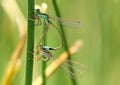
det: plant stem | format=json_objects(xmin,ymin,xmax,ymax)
[
  {"xmin": 52, "ymin": 0, "xmax": 77, "ymax": 85},
  {"xmin": 25, "ymin": 0, "xmax": 34, "ymax": 85},
  {"xmin": 41, "ymin": 21, "xmax": 47, "ymax": 85}
]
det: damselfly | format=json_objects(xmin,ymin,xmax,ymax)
[
  {"xmin": 34, "ymin": 8, "xmax": 81, "ymax": 50},
  {"xmin": 34, "ymin": 8, "xmax": 81, "ymax": 27},
  {"xmin": 35, "ymin": 44, "xmax": 87, "ymax": 80}
]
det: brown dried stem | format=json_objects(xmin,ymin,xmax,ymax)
[{"xmin": 1, "ymin": 0, "xmax": 27, "ymax": 85}]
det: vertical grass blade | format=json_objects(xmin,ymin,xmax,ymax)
[
  {"xmin": 25, "ymin": 0, "xmax": 34, "ymax": 85},
  {"xmin": 41, "ymin": 21, "xmax": 47, "ymax": 85},
  {"xmin": 52, "ymin": 0, "xmax": 77, "ymax": 85}
]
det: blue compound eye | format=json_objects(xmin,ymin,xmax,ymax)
[{"xmin": 43, "ymin": 46, "xmax": 50, "ymax": 50}]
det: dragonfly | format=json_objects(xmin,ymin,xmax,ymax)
[
  {"xmin": 34, "ymin": 8, "xmax": 81, "ymax": 51},
  {"xmin": 35, "ymin": 44, "xmax": 88, "ymax": 80}
]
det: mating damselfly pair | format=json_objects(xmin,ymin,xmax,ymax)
[{"xmin": 32, "ymin": 8, "xmax": 87, "ymax": 80}]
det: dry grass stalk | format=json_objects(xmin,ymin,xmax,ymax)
[{"xmin": 1, "ymin": 0, "xmax": 27, "ymax": 85}]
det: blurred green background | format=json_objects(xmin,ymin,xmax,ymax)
[{"xmin": 0, "ymin": 0, "xmax": 120, "ymax": 85}]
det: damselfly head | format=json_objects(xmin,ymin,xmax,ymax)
[
  {"xmin": 34, "ymin": 9, "xmax": 40, "ymax": 14},
  {"xmin": 36, "ymin": 45, "xmax": 52, "ymax": 61}
]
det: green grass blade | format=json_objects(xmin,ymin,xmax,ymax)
[
  {"xmin": 52, "ymin": 0, "xmax": 77, "ymax": 85},
  {"xmin": 25, "ymin": 0, "xmax": 34, "ymax": 85}
]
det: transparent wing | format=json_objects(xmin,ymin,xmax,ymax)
[
  {"xmin": 36, "ymin": 45, "xmax": 87, "ymax": 79},
  {"xmin": 54, "ymin": 59, "xmax": 88, "ymax": 80},
  {"xmin": 49, "ymin": 16, "xmax": 81, "ymax": 28}
]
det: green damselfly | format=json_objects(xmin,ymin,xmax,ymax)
[
  {"xmin": 34, "ymin": 8, "xmax": 81, "ymax": 50},
  {"xmin": 34, "ymin": 9, "xmax": 81, "ymax": 28},
  {"xmin": 35, "ymin": 44, "xmax": 87, "ymax": 80}
]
